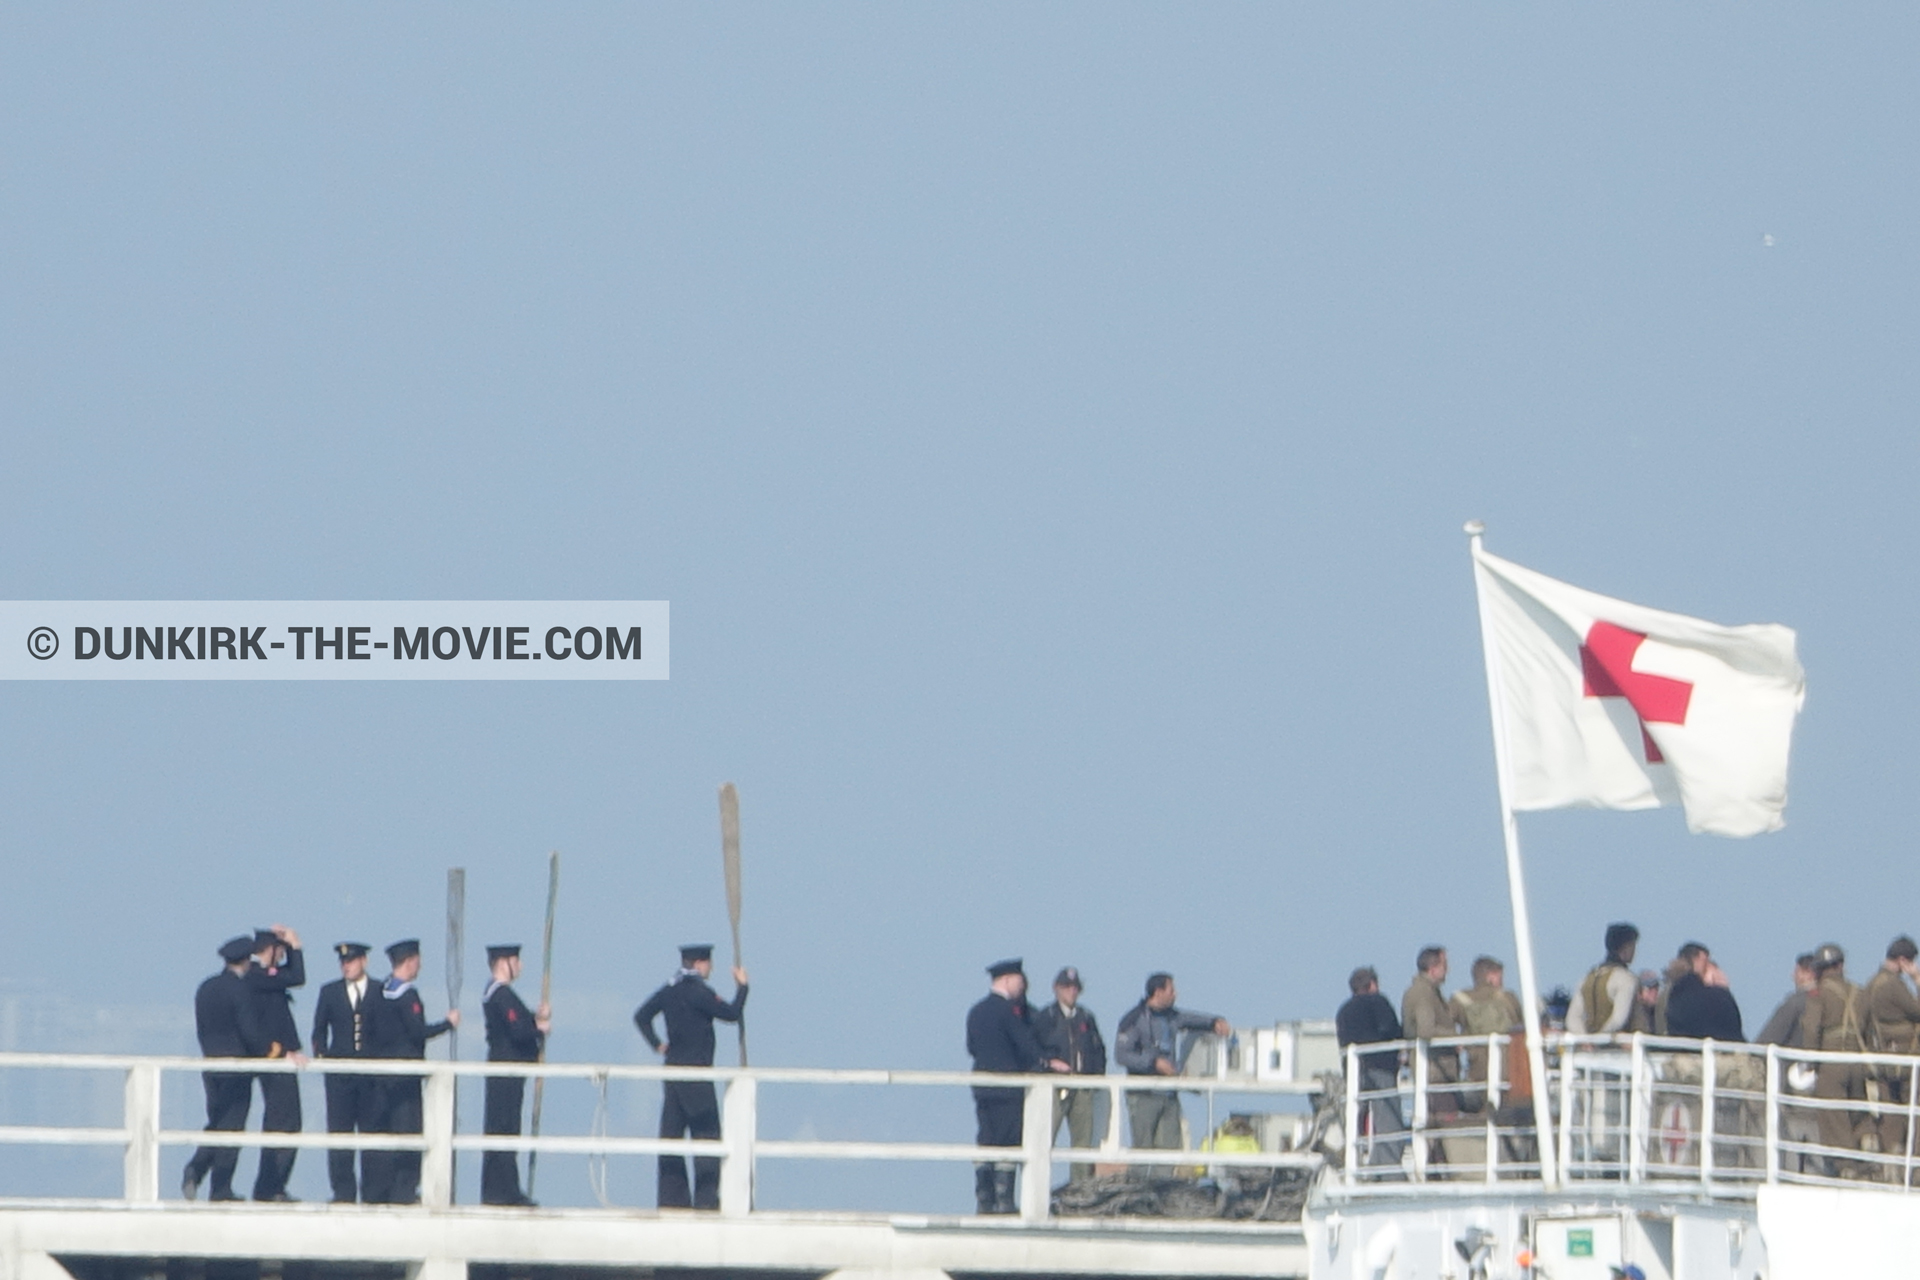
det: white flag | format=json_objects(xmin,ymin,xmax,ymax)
[{"xmin": 1472, "ymin": 544, "xmax": 1806, "ymax": 837}]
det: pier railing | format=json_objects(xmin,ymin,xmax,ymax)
[
  {"xmin": 1336, "ymin": 1031, "xmax": 1920, "ymax": 1197},
  {"xmin": 0, "ymin": 1052, "xmax": 1324, "ymax": 1221}
]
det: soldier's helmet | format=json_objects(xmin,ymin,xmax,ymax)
[{"xmin": 1813, "ymin": 942, "xmax": 1845, "ymax": 970}]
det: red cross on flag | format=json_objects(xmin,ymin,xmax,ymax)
[{"xmin": 1471, "ymin": 543, "xmax": 1806, "ymax": 837}]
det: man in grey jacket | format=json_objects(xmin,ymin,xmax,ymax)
[{"xmin": 1114, "ymin": 973, "xmax": 1228, "ymax": 1171}]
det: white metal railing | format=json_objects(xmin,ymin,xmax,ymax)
[
  {"xmin": 1335, "ymin": 1032, "xmax": 1920, "ymax": 1197},
  {"xmin": 0, "ymin": 1052, "xmax": 1324, "ymax": 1223}
]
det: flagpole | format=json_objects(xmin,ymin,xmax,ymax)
[{"xmin": 1465, "ymin": 520, "xmax": 1560, "ymax": 1189}]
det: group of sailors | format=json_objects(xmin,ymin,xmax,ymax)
[
  {"xmin": 182, "ymin": 929, "xmax": 545, "ymax": 1205},
  {"xmin": 183, "ymin": 929, "xmax": 748, "ymax": 1209}
]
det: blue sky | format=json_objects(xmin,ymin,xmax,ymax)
[{"xmin": 2, "ymin": 6, "xmax": 1916, "ymax": 1208}]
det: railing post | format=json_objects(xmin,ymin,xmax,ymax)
[
  {"xmin": 1485, "ymin": 1035, "xmax": 1501, "ymax": 1184},
  {"xmin": 1410, "ymin": 1040, "xmax": 1429, "ymax": 1182},
  {"xmin": 122, "ymin": 1063, "xmax": 161, "ymax": 1203},
  {"xmin": 1627, "ymin": 1036, "xmax": 1646, "ymax": 1184},
  {"xmin": 1905, "ymin": 1059, "xmax": 1917, "ymax": 1191},
  {"xmin": 720, "ymin": 1075, "xmax": 757, "ymax": 1218},
  {"xmin": 421, "ymin": 1066, "xmax": 455, "ymax": 1209},
  {"xmin": 1557, "ymin": 1041, "xmax": 1576, "ymax": 1181},
  {"xmin": 1701, "ymin": 1040, "xmax": 1717, "ymax": 1186},
  {"xmin": 1343, "ymin": 1043, "xmax": 1359, "ymax": 1186},
  {"xmin": 1764, "ymin": 1046, "xmax": 1780, "ymax": 1185},
  {"xmin": 1019, "ymin": 1080, "xmax": 1053, "ymax": 1223}
]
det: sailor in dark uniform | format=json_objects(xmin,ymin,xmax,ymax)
[
  {"xmin": 633, "ymin": 944, "xmax": 748, "ymax": 1209},
  {"xmin": 481, "ymin": 943, "xmax": 549, "ymax": 1206},
  {"xmin": 362, "ymin": 938, "xmax": 459, "ymax": 1205},
  {"xmin": 311, "ymin": 941, "xmax": 379, "ymax": 1203},
  {"xmin": 245, "ymin": 925, "xmax": 307, "ymax": 1201},
  {"xmin": 965, "ymin": 958, "xmax": 1068, "ymax": 1214},
  {"xmin": 182, "ymin": 936, "xmax": 273, "ymax": 1201}
]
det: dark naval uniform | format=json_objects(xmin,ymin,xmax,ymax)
[
  {"xmin": 182, "ymin": 938, "xmax": 274, "ymax": 1201},
  {"xmin": 481, "ymin": 948, "xmax": 545, "ymax": 1206},
  {"xmin": 966, "ymin": 959, "xmax": 1051, "ymax": 1215},
  {"xmin": 363, "ymin": 943, "xmax": 453, "ymax": 1205},
  {"xmin": 311, "ymin": 943, "xmax": 378, "ymax": 1203},
  {"xmin": 244, "ymin": 935, "xmax": 306, "ymax": 1201},
  {"xmin": 633, "ymin": 948, "xmax": 747, "ymax": 1210}
]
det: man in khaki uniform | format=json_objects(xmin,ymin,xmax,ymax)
[
  {"xmin": 1866, "ymin": 936, "xmax": 1920, "ymax": 1158},
  {"xmin": 1797, "ymin": 943, "xmax": 1876, "ymax": 1174},
  {"xmin": 1450, "ymin": 956, "xmax": 1523, "ymax": 1115},
  {"xmin": 1401, "ymin": 947, "xmax": 1460, "ymax": 1119}
]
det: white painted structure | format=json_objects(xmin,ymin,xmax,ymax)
[
  {"xmin": 7, "ymin": 1032, "xmax": 1920, "ymax": 1278},
  {"xmin": 1309, "ymin": 1029, "xmax": 1920, "ymax": 1279},
  {"xmin": 0, "ymin": 1050, "xmax": 1318, "ymax": 1279}
]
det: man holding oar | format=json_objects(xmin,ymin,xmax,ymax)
[{"xmin": 634, "ymin": 945, "xmax": 748, "ymax": 1210}]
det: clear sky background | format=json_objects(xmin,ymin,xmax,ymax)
[{"xmin": 2, "ymin": 6, "xmax": 1916, "ymax": 1209}]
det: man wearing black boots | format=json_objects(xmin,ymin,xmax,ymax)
[{"xmin": 965, "ymin": 959, "xmax": 1068, "ymax": 1215}]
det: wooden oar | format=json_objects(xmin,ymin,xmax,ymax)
[
  {"xmin": 720, "ymin": 784, "xmax": 746, "ymax": 1066},
  {"xmin": 445, "ymin": 867, "xmax": 465, "ymax": 1200},
  {"xmin": 525, "ymin": 850, "xmax": 560, "ymax": 1197}
]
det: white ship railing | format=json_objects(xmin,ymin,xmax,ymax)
[
  {"xmin": 1336, "ymin": 1031, "xmax": 1920, "ymax": 1198},
  {"xmin": 0, "ymin": 1052, "xmax": 1324, "ymax": 1222}
]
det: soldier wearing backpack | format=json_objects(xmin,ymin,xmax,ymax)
[
  {"xmin": 1450, "ymin": 957, "xmax": 1523, "ymax": 1115},
  {"xmin": 1865, "ymin": 936, "xmax": 1920, "ymax": 1159},
  {"xmin": 1797, "ymin": 943, "xmax": 1877, "ymax": 1172}
]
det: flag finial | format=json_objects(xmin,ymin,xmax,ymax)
[{"xmin": 1463, "ymin": 519, "xmax": 1485, "ymax": 537}]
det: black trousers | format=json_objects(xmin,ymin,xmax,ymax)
[
  {"xmin": 323, "ymin": 1073, "xmax": 382, "ymax": 1202},
  {"xmin": 657, "ymin": 1079, "xmax": 721, "ymax": 1209},
  {"xmin": 184, "ymin": 1071, "xmax": 252, "ymax": 1197},
  {"xmin": 252, "ymin": 1071, "xmax": 302, "ymax": 1199},
  {"xmin": 972, "ymin": 1087, "xmax": 1023, "ymax": 1210},
  {"xmin": 973, "ymin": 1087, "xmax": 1023, "ymax": 1148},
  {"xmin": 482, "ymin": 1075, "xmax": 528, "ymax": 1204},
  {"xmin": 363, "ymin": 1076, "xmax": 424, "ymax": 1204}
]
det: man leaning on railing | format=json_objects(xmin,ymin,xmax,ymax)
[{"xmin": 1114, "ymin": 972, "xmax": 1227, "ymax": 1175}]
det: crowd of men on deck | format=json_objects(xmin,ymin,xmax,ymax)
[
  {"xmin": 184, "ymin": 930, "xmax": 746, "ymax": 1209},
  {"xmin": 189, "ymin": 924, "xmax": 1920, "ymax": 1212},
  {"xmin": 1333, "ymin": 922, "xmax": 1920, "ymax": 1175}
]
